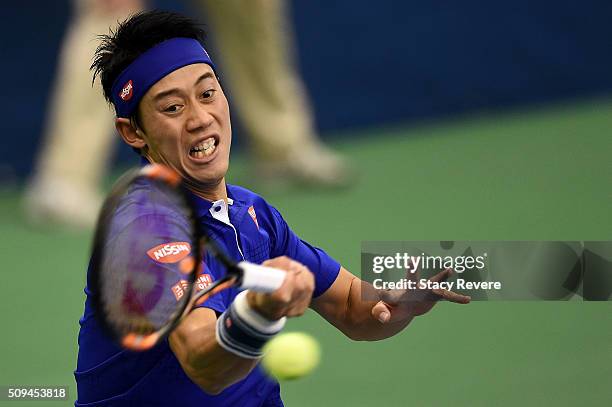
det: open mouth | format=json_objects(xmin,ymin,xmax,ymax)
[{"xmin": 189, "ymin": 136, "xmax": 218, "ymax": 159}]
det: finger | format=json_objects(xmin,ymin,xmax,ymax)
[
  {"xmin": 285, "ymin": 279, "xmax": 314, "ymax": 317},
  {"xmin": 429, "ymin": 268, "xmax": 453, "ymax": 283},
  {"xmin": 291, "ymin": 264, "xmax": 314, "ymax": 293},
  {"xmin": 431, "ymin": 288, "xmax": 471, "ymax": 304},
  {"xmin": 281, "ymin": 267, "xmax": 314, "ymax": 317},
  {"xmin": 405, "ymin": 258, "xmax": 420, "ymax": 281},
  {"xmin": 291, "ymin": 276, "xmax": 314, "ymax": 307},
  {"xmin": 262, "ymin": 256, "xmax": 292, "ymax": 270},
  {"xmin": 289, "ymin": 260, "xmax": 305, "ymax": 273},
  {"xmin": 271, "ymin": 271, "xmax": 295, "ymax": 303},
  {"xmin": 379, "ymin": 287, "xmax": 405, "ymax": 305},
  {"xmin": 285, "ymin": 297, "xmax": 311, "ymax": 317},
  {"xmin": 371, "ymin": 300, "xmax": 392, "ymax": 323}
]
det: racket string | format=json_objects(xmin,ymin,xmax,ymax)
[{"xmin": 97, "ymin": 177, "xmax": 198, "ymax": 337}]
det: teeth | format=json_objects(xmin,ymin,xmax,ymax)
[{"xmin": 190, "ymin": 137, "xmax": 217, "ymax": 158}]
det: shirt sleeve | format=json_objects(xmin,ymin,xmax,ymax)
[{"xmin": 268, "ymin": 206, "xmax": 340, "ymax": 297}]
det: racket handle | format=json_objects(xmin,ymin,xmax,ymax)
[{"xmin": 237, "ymin": 261, "xmax": 286, "ymax": 293}]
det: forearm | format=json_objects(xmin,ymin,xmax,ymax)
[{"xmin": 169, "ymin": 308, "xmax": 258, "ymax": 395}]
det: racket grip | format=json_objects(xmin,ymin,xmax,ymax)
[{"xmin": 237, "ymin": 261, "xmax": 286, "ymax": 293}]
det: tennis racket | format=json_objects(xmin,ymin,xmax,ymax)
[{"xmin": 90, "ymin": 164, "xmax": 285, "ymax": 351}]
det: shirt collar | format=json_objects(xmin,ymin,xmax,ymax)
[{"xmin": 190, "ymin": 187, "xmax": 245, "ymax": 220}]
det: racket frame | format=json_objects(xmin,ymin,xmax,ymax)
[{"xmin": 90, "ymin": 165, "xmax": 204, "ymax": 351}]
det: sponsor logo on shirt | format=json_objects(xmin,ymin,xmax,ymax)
[
  {"xmin": 171, "ymin": 280, "xmax": 190, "ymax": 301},
  {"xmin": 195, "ymin": 274, "xmax": 213, "ymax": 290},
  {"xmin": 248, "ymin": 205, "xmax": 259, "ymax": 229},
  {"xmin": 147, "ymin": 242, "xmax": 191, "ymax": 263},
  {"xmin": 170, "ymin": 274, "xmax": 214, "ymax": 301},
  {"xmin": 120, "ymin": 80, "xmax": 133, "ymax": 101}
]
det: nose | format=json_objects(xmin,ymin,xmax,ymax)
[{"xmin": 185, "ymin": 99, "xmax": 214, "ymax": 132}]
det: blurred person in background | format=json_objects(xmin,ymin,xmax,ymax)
[{"xmin": 25, "ymin": 0, "xmax": 351, "ymax": 229}]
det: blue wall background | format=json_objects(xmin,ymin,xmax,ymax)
[{"xmin": 2, "ymin": 0, "xmax": 611, "ymax": 179}]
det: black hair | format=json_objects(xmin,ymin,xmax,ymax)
[{"xmin": 91, "ymin": 10, "xmax": 208, "ymax": 129}]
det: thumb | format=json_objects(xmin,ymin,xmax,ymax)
[{"xmin": 371, "ymin": 301, "xmax": 392, "ymax": 323}]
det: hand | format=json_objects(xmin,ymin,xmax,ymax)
[
  {"xmin": 246, "ymin": 256, "xmax": 315, "ymax": 320},
  {"xmin": 371, "ymin": 268, "xmax": 471, "ymax": 324}
]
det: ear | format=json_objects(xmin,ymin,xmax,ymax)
[{"xmin": 115, "ymin": 118, "xmax": 146, "ymax": 149}]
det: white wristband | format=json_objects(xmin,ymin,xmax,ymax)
[{"xmin": 232, "ymin": 290, "xmax": 287, "ymax": 334}]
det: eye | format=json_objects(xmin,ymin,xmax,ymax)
[
  {"xmin": 164, "ymin": 104, "xmax": 182, "ymax": 113},
  {"xmin": 201, "ymin": 89, "xmax": 216, "ymax": 99}
]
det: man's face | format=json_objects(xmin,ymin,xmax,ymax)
[{"xmin": 137, "ymin": 63, "xmax": 231, "ymax": 187}]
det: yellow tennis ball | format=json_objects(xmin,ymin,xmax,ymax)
[{"xmin": 262, "ymin": 332, "xmax": 321, "ymax": 380}]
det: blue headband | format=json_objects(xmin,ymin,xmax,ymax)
[{"xmin": 110, "ymin": 37, "xmax": 216, "ymax": 118}]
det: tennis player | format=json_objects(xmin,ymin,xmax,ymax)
[{"xmin": 75, "ymin": 10, "xmax": 470, "ymax": 406}]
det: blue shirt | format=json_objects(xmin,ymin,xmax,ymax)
[{"xmin": 74, "ymin": 183, "xmax": 340, "ymax": 406}]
